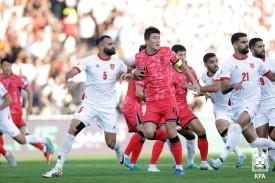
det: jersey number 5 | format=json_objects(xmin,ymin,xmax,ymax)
[{"xmin": 103, "ymin": 71, "xmax": 107, "ymax": 80}]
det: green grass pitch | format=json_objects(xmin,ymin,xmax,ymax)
[{"xmin": 0, "ymin": 154, "xmax": 273, "ymax": 183}]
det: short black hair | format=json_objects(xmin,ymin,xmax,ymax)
[
  {"xmin": 1, "ymin": 56, "xmax": 13, "ymax": 66},
  {"xmin": 231, "ymin": 32, "xmax": 247, "ymax": 45},
  {"xmin": 203, "ymin": 53, "xmax": 216, "ymax": 63},
  {"xmin": 95, "ymin": 35, "xmax": 112, "ymax": 45},
  {"xmin": 139, "ymin": 44, "xmax": 146, "ymax": 52},
  {"xmin": 249, "ymin": 38, "xmax": 263, "ymax": 49},
  {"xmin": 144, "ymin": 26, "xmax": 160, "ymax": 40},
  {"xmin": 171, "ymin": 44, "xmax": 186, "ymax": 53}
]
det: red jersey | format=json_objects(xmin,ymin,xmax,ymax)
[
  {"xmin": 169, "ymin": 65, "xmax": 198, "ymax": 108},
  {"xmin": 121, "ymin": 79, "xmax": 143, "ymax": 115},
  {"xmin": 135, "ymin": 47, "xmax": 178, "ymax": 101},
  {"xmin": 0, "ymin": 73, "xmax": 28, "ymax": 116}
]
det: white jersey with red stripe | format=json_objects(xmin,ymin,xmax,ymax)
[
  {"xmin": 258, "ymin": 57, "xmax": 275, "ymax": 109},
  {"xmin": 201, "ymin": 69, "xmax": 231, "ymax": 111},
  {"xmin": 220, "ymin": 55, "xmax": 269, "ymax": 106},
  {"xmin": 75, "ymin": 54, "xmax": 128, "ymax": 108}
]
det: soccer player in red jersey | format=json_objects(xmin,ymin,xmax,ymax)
[
  {"xmin": 134, "ymin": 27, "xmax": 199, "ymax": 175},
  {"xmin": 148, "ymin": 45, "xmax": 201, "ymax": 172},
  {"xmin": 121, "ymin": 79, "xmax": 144, "ymax": 170},
  {"xmin": 148, "ymin": 44, "xmax": 211, "ymax": 171},
  {"xmin": 169, "ymin": 44, "xmax": 212, "ymax": 170},
  {"xmin": 0, "ymin": 57, "xmax": 53, "ymax": 164}
]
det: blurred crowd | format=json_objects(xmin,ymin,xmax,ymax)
[{"xmin": 0, "ymin": 0, "xmax": 274, "ymax": 115}]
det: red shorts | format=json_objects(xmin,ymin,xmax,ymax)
[
  {"xmin": 122, "ymin": 110, "xmax": 143, "ymax": 133},
  {"xmin": 178, "ymin": 106, "xmax": 197, "ymax": 129},
  {"xmin": 143, "ymin": 98, "xmax": 178, "ymax": 125},
  {"xmin": 11, "ymin": 114, "xmax": 26, "ymax": 128}
]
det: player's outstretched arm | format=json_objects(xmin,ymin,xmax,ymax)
[
  {"xmin": 200, "ymin": 81, "xmax": 220, "ymax": 93},
  {"xmin": 24, "ymin": 85, "xmax": 33, "ymax": 115},
  {"xmin": 63, "ymin": 67, "xmax": 80, "ymax": 91},
  {"xmin": 221, "ymin": 79, "xmax": 243, "ymax": 95},
  {"xmin": 175, "ymin": 60, "xmax": 200, "ymax": 95}
]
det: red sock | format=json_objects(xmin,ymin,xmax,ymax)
[
  {"xmin": 0, "ymin": 145, "xmax": 7, "ymax": 156},
  {"xmin": 153, "ymin": 129, "xmax": 168, "ymax": 140},
  {"xmin": 170, "ymin": 136, "xmax": 183, "ymax": 165},
  {"xmin": 130, "ymin": 141, "xmax": 144, "ymax": 164},
  {"xmin": 198, "ymin": 137, "xmax": 208, "ymax": 161},
  {"xmin": 124, "ymin": 133, "xmax": 142, "ymax": 156},
  {"xmin": 0, "ymin": 134, "xmax": 4, "ymax": 145},
  {"xmin": 150, "ymin": 140, "xmax": 165, "ymax": 164},
  {"xmin": 31, "ymin": 143, "xmax": 44, "ymax": 152}
]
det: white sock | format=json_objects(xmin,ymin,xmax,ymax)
[
  {"xmin": 220, "ymin": 123, "xmax": 242, "ymax": 161},
  {"xmin": 222, "ymin": 134, "xmax": 243, "ymax": 156},
  {"xmin": 250, "ymin": 138, "xmax": 275, "ymax": 149},
  {"xmin": 114, "ymin": 140, "xmax": 121, "ymax": 150},
  {"xmin": 222, "ymin": 135, "xmax": 228, "ymax": 144},
  {"xmin": 25, "ymin": 134, "xmax": 44, "ymax": 144},
  {"xmin": 186, "ymin": 139, "xmax": 195, "ymax": 165},
  {"xmin": 114, "ymin": 140, "xmax": 123, "ymax": 162},
  {"xmin": 149, "ymin": 164, "xmax": 157, "ymax": 168},
  {"xmin": 55, "ymin": 133, "xmax": 75, "ymax": 168},
  {"xmin": 175, "ymin": 165, "xmax": 183, "ymax": 170}
]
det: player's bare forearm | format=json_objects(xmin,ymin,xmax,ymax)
[
  {"xmin": 221, "ymin": 79, "xmax": 243, "ymax": 95},
  {"xmin": 65, "ymin": 68, "xmax": 79, "ymax": 82},
  {"xmin": 221, "ymin": 84, "xmax": 235, "ymax": 95},
  {"xmin": 200, "ymin": 82, "xmax": 220, "ymax": 93},
  {"xmin": 25, "ymin": 85, "xmax": 33, "ymax": 105},
  {"xmin": 181, "ymin": 66, "xmax": 197, "ymax": 84}
]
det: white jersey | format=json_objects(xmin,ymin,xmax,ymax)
[
  {"xmin": 0, "ymin": 82, "xmax": 10, "ymax": 118},
  {"xmin": 258, "ymin": 57, "xmax": 275, "ymax": 109},
  {"xmin": 75, "ymin": 54, "xmax": 128, "ymax": 108},
  {"xmin": 220, "ymin": 55, "xmax": 269, "ymax": 106},
  {"xmin": 201, "ymin": 69, "xmax": 231, "ymax": 111}
]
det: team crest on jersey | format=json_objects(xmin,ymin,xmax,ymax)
[
  {"xmin": 160, "ymin": 56, "xmax": 164, "ymax": 64},
  {"xmin": 110, "ymin": 64, "xmax": 115, "ymax": 69},
  {"xmin": 250, "ymin": 63, "xmax": 254, "ymax": 68}
]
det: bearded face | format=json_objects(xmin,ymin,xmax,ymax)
[
  {"xmin": 104, "ymin": 47, "xmax": 116, "ymax": 56},
  {"xmin": 239, "ymin": 47, "xmax": 249, "ymax": 55}
]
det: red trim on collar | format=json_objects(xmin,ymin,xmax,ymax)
[
  {"xmin": 97, "ymin": 54, "xmax": 111, "ymax": 61},
  {"xmin": 233, "ymin": 54, "xmax": 248, "ymax": 60}
]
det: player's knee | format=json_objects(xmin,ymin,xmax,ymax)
[
  {"xmin": 14, "ymin": 135, "xmax": 26, "ymax": 144},
  {"xmin": 144, "ymin": 133, "xmax": 155, "ymax": 139},
  {"xmin": 143, "ymin": 129, "xmax": 155, "ymax": 139},
  {"xmin": 196, "ymin": 128, "xmax": 206, "ymax": 136},
  {"xmin": 106, "ymin": 140, "xmax": 116, "ymax": 149}
]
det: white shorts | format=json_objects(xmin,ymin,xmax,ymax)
[
  {"xmin": 231, "ymin": 100, "xmax": 259, "ymax": 122},
  {"xmin": 253, "ymin": 107, "xmax": 275, "ymax": 128},
  {"xmin": 214, "ymin": 107, "xmax": 234, "ymax": 123},
  {"xmin": 73, "ymin": 102, "xmax": 117, "ymax": 133},
  {"xmin": 0, "ymin": 113, "xmax": 20, "ymax": 137}
]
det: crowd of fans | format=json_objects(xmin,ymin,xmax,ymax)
[{"xmin": 0, "ymin": 0, "xmax": 274, "ymax": 115}]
